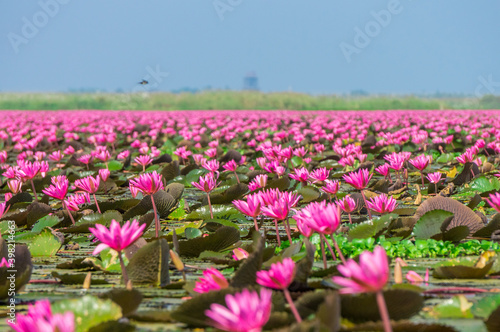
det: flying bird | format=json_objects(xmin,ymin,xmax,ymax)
[{"xmin": 138, "ymin": 80, "xmax": 149, "ymax": 85}]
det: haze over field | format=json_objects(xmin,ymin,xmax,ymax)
[{"xmin": 1, "ymin": 1, "xmax": 500, "ymax": 95}]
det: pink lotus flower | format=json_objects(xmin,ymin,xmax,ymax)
[
  {"xmin": 48, "ymin": 150, "xmax": 64, "ymax": 162},
  {"xmin": 486, "ymin": 192, "xmax": 500, "ymax": 213},
  {"xmin": 205, "ymin": 288, "xmax": 272, "ymax": 332},
  {"xmin": 223, "ymin": 160, "xmax": 238, "ymax": 172},
  {"xmin": 261, "ymin": 197, "xmax": 290, "ymax": 221},
  {"xmin": 343, "ymin": 168, "xmax": 372, "ymax": 190},
  {"xmin": 256, "ymin": 257, "xmax": 295, "ymax": 290},
  {"xmin": 338, "ymin": 196, "xmax": 356, "ymax": 213},
  {"xmin": 406, "ymin": 269, "xmax": 429, "ymax": 285},
  {"xmin": 193, "ymin": 267, "xmax": 229, "ymax": 293},
  {"xmin": 99, "ymin": 168, "xmax": 110, "ymax": 182},
  {"xmin": 256, "ymin": 258, "xmax": 301, "ymax": 323},
  {"xmin": 289, "ymin": 167, "xmax": 309, "ymax": 184},
  {"xmin": 205, "ymin": 147, "xmax": 217, "ymax": 158},
  {"xmin": 248, "ymin": 174, "xmax": 267, "ymax": 191},
  {"xmin": 0, "ymin": 202, "xmax": 8, "ymax": 219},
  {"xmin": 74, "ymin": 175, "xmax": 101, "ymax": 213},
  {"xmin": 320, "ymin": 179, "xmax": 340, "ymax": 197},
  {"xmin": 74, "ymin": 175, "xmax": 100, "ymax": 194},
  {"xmin": 192, "ymin": 173, "xmax": 218, "ymax": 219},
  {"xmin": 130, "ymin": 171, "xmax": 164, "ymax": 237},
  {"xmin": 366, "ymin": 194, "xmax": 398, "ymax": 214},
  {"xmin": 337, "ymin": 195, "xmax": 356, "ymax": 224},
  {"xmin": 409, "ymin": 154, "xmax": 432, "ymax": 171},
  {"xmin": 78, "ymin": 154, "xmax": 93, "ymax": 169},
  {"xmin": 174, "ymin": 146, "xmax": 192, "ymax": 161},
  {"xmin": 202, "ymin": 159, "xmax": 220, "ymax": 173},
  {"xmin": 0, "ymin": 150, "xmax": 7, "ymax": 163},
  {"xmin": 130, "ymin": 171, "xmax": 164, "ymax": 195},
  {"xmin": 426, "ymin": 172, "xmax": 443, "ymax": 184},
  {"xmin": 332, "ymin": 246, "xmax": 392, "ymax": 331},
  {"xmin": 232, "ymin": 248, "xmax": 249, "ymax": 260},
  {"xmin": 117, "ymin": 150, "xmax": 130, "ymax": 160},
  {"xmin": 95, "ymin": 150, "xmax": 111, "ymax": 163},
  {"xmin": 63, "ymin": 145, "xmax": 75, "ymax": 155},
  {"xmin": 65, "ymin": 193, "xmax": 90, "ymax": 211},
  {"xmin": 293, "ymin": 147, "xmax": 308, "ymax": 157},
  {"xmin": 42, "ymin": 176, "xmax": 69, "ymax": 201},
  {"xmin": 8, "ymin": 179, "xmax": 22, "ymax": 194},
  {"xmin": 304, "ymin": 201, "xmax": 341, "ymax": 235},
  {"xmin": 332, "ymin": 246, "xmax": 389, "ymax": 294},
  {"xmin": 375, "ymin": 164, "xmax": 391, "ymax": 177},
  {"xmin": 343, "ymin": 168, "xmax": 373, "ymax": 219},
  {"xmin": 223, "ymin": 160, "xmax": 240, "ymax": 183},
  {"xmin": 134, "ymin": 155, "xmax": 152, "ymax": 172},
  {"xmin": 456, "ymin": 148, "xmax": 476, "ymax": 164},
  {"xmin": 233, "ymin": 193, "xmax": 262, "ymax": 230},
  {"xmin": 8, "ymin": 299, "xmax": 75, "ymax": 332},
  {"xmin": 309, "ymin": 167, "xmax": 330, "ymax": 183},
  {"xmin": 0, "ymin": 257, "xmax": 11, "ymax": 268},
  {"xmin": 89, "ymin": 219, "xmax": 145, "ymax": 284}
]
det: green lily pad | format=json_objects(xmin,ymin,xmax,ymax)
[
  {"xmin": 126, "ymin": 238, "xmax": 170, "ymax": 286},
  {"xmin": 178, "ymin": 226, "xmax": 240, "ymax": 257},
  {"xmin": 31, "ymin": 215, "xmax": 61, "ymax": 234},
  {"xmin": 27, "ymin": 228, "xmax": 62, "ymax": 256},
  {"xmin": 60, "ymin": 210, "xmax": 123, "ymax": 233},
  {"xmin": 413, "ymin": 210, "xmax": 454, "ymax": 240},
  {"xmin": 52, "ymin": 295, "xmax": 122, "ymax": 332},
  {"xmin": 186, "ymin": 204, "xmax": 245, "ymax": 221},
  {"xmin": 471, "ymin": 293, "xmax": 500, "ymax": 319}
]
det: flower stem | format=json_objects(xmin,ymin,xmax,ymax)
[
  {"xmin": 330, "ymin": 234, "xmax": 346, "ymax": 264},
  {"xmin": 376, "ymin": 291, "xmax": 393, "ymax": 332},
  {"xmin": 63, "ymin": 201, "xmax": 76, "ymax": 225},
  {"xmin": 93, "ymin": 193, "xmax": 101, "ymax": 214},
  {"xmin": 321, "ymin": 234, "xmax": 337, "ymax": 261},
  {"xmin": 30, "ymin": 179, "xmax": 38, "ymax": 202},
  {"xmin": 284, "ymin": 218, "xmax": 293, "ymax": 244},
  {"xmin": 274, "ymin": 219, "xmax": 281, "ymax": 247},
  {"xmin": 320, "ymin": 236, "xmax": 327, "ymax": 269},
  {"xmin": 284, "ymin": 289, "xmax": 302, "ymax": 323},
  {"xmin": 348, "ymin": 213, "xmax": 352, "ymax": 224},
  {"xmin": 253, "ymin": 216, "xmax": 259, "ymax": 231},
  {"xmin": 206, "ymin": 193, "xmax": 214, "ymax": 219},
  {"xmin": 151, "ymin": 195, "xmax": 160, "ymax": 238},
  {"xmin": 234, "ymin": 171, "xmax": 240, "ymax": 183},
  {"xmin": 420, "ymin": 172, "xmax": 425, "ymax": 186},
  {"xmin": 119, "ymin": 252, "xmax": 130, "ymax": 286},
  {"xmin": 360, "ymin": 190, "xmax": 372, "ymax": 219}
]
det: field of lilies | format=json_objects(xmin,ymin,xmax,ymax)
[{"xmin": 2, "ymin": 109, "xmax": 500, "ymax": 331}]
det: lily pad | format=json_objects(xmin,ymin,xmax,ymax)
[
  {"xmin": 126, "ymin": 238, "xmax": 170, "ymax": 286},
  {"xmin": 433, "ymin": 257, "xmax": 494, "ymax": 279},
  {"xmin": 27, "ymin": 228, "xmax": 62, "ymax": 256},
  {"xmin": 340, "ymin": 288, "xmax": 424, "ymax": 322},
  {"xmin": 52, "ymin": 295, "xmax": 122, "ymax": 332},
  {"xmin": 178, "ymin": 226, "xmax": 240, "ymax": 257},
  {"xmin": 413, "ymin": 210, "xmax": 454, "ymax": 240}
]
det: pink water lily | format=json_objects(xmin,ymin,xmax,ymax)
[
  {"xmin": 74, "ymin": 175, "xmax": 101, "ymax": 213},
  {"xmin": 8, "ymin": 299, "xmax": 75, "ymax": 332},
  {"xmin": 130, "ymin": 171, "xmax": 164, "ymax": 237},
  {"xmin": 256, "ymin": 258, "xmax": 301, "ymax": 323},
  {"xmin": 89, "ymin": 219, "xmax": 145, "ymax": 285},
  {"xmin": 193, "ymin": 268, "xmax": 229, "ymax": 293},
  {"xmin": 333, "ymin": 246, "xmax": 392, "ymax": 332},
  {"xmin": 343, "ymin": 168, "xmax": 373, "ymax": 219},
  {"xmin": 205, "ymin": 288, "xmax": 272, "ymax": 332},
  {"xmin": 366, "ymin": 194, "xmax": 398, "ymax": 214}
]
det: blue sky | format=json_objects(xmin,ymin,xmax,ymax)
[{"xmin": 1, "ymin": 1, "xmax": 499, "ymax": 95}]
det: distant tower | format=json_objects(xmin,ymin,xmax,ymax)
[{"xmin": 243, "ymin": 72, "xmax": 259, "ymax": 91}]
